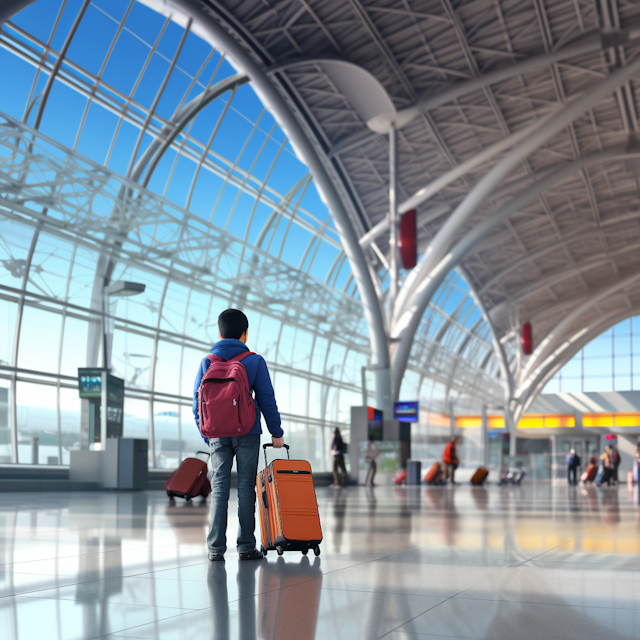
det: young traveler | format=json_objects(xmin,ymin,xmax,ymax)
[
  {"xmin": 364, "ymin": 436, "xmax": 379, "ymax": 486},
  {"xmin": 443, "ymin": 437, "xmax": 459, "ymax": 485},
  {"xmin": 330, "ymin": 427, "xmax": 347, "ymax": 488},
  {"xmin": 193, "ymin": 309, "xmax": 283, "ymax": 561},
  {"xmin": 566, "ymin": 449, "xmax": 581, "ymax": 486}
]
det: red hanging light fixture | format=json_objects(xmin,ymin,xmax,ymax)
[
  {"xmin": 399, "ymin": 208, "xmax": 417, "ymax": 269},
  {"xmin": 521, "ymin": 322, "xmax": 532, "ymax": 355}
]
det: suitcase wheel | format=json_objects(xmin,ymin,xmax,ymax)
[
  {"xmin": 185, "ymin": 496, "xmax": 191, "ymax": 502},
  {"xmin": 166, "ymin": 491, "xmax": 174, "ymax": 500},
  {"xmin": 313, "ymin": 546, "xmax": 321, "ymax": 557},
  {"xmin": 260, "ymin": 545, "xmax": 267, "ymax": 556},
  {"xmin": 302, "ymin": 548, "xmax": 308, "ymax": 556},
  {"xmin": 276, "ymin": 546, "xmax": 283, "ymax": 556}
]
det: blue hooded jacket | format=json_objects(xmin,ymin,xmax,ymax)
[{"xmin": 192, "ymin": 339, "xmax": 283, "ymax": 443}]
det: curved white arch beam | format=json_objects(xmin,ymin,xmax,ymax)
[
  {"xmin": 359, "ymin": 113, "xmax": 556, "ymax": 250},
  {"xmin": 513, "ymin": 303, "xmax": 640, "ymax": 422},
  {"xmin": 389, "ymin": 146, "xmax": 633, "ymax": 398},
  {"xmin": 393, "ymin": 58, "xmax": 640, "ymax": 322},
  {"xmin": 138, "ymin": 74, "xmax": 249, "ymax": 187},
  {"xmin": 517, "ymin": 270, "xmax": 640, "ymax": 389},
  {"xmin": 166, "ymin": 0, "xmax": 392, "ymax": 407}
]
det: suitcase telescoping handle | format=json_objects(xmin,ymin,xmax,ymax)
[
  {"xmin": 195, "ymin": 450, "xmax": 211, "ymax": 462},
  {"xmin": 263, "ymin": 443, "xmax": 289, "ymax": 467}
]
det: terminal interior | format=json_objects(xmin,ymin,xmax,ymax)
[{"xmin": 1, "ymin": 0, "xmax": 640, "ymax": 638}]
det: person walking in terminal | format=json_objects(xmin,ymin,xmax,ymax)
[
  {"xmin": 598, "ymin": 446, "xmax": 615, "ymax": 487},
  {"xmin": 611, "ymin": 445, "xmax": 621, "ymax": 485},
  {"xmin": 443, "ymin": 436, "xmax": 460, "ymax": 485},
  {"xmin": 193, "ymin": 309, "xmax": 284, "ymax": 562},
  {"xmin": 330, "ymin": 427, "xmax": 347, "ymax": 488},
  {"xmin": 364, "ymin": 436, "xmax": 379, "ymax": 486},
  {"xmin": 566, "ymin": 448, "xmax": 581, "ymax": 485}
]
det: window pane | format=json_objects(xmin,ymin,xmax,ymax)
[
  {"xmin": 16, "ymin": 382, "xmax": 58, "ymax": 464},
  {"xmin": 0, "ymin": 381, "xmax": 11, "ymax": 463},
  {"xmin": 153, "ymin": 402, "xmax": 181, "ymax": 470},
  {"xmin": 60, "ymin": 387, "xmax": 81, "ymax": 464},
  {"xmin": 18, "ymin": 307, "xmax": 62, "ymax": 373}
]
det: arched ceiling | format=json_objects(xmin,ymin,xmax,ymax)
[{"xmin": 150, "ymin": 0, "xmax": 640, "ymax": 409}]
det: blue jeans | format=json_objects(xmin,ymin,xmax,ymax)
[{"xmin": 207, "ymin": 435, "xmax": 261, "ymax": 554}]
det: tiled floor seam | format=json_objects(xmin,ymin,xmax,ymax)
[{"xmin": 452, "ymin": 594, "xmax": 640, "ymax": 611}]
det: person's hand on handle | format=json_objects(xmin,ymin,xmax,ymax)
[{"xmin": 272, "ymin": 436, "xmax": 285, "ymax": 449}]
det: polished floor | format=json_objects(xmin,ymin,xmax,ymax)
[{"xmin": 1, "ymin": 482, "xmax": 640, "ymax": 640}]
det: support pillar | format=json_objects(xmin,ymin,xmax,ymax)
[
  {"xmin": 449, "ymin": 402, "xmax": 455, "ymax": 438},
  {"xmin": 481, "ymin": 405, "xmax": 488, "ymax": 467}
]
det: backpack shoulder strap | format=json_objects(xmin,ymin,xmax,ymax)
[
  {"xmin": 230, "ymin": 351, "xmax": 255, "ymax": 363},
  {"xmin": 205, "ymin": 353, "xmax": 223, "ymax": 363}
]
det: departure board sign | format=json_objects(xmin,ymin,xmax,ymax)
[
  {"xmin": 78, "ymin": 369, "xmax": 104, "ymax": 398},
  {"xmin": 394, "ymin": 401, "xmax": 419, "ymax": 423}
]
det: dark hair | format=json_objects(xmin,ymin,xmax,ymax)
[{"xmin": 218, "ymin": 309, "xmax": 249, "ymax": 340}]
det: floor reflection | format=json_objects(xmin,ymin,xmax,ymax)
[{"xmin": 1, "ymin": 484, "xmax": 640, "ymax": 640}]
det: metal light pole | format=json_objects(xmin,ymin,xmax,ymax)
[
  {"xmin": 388, "ymin": 122, "xmax": 398, "ymax": 324},
  {"xmin": 102, "ymin": 281, "xmax": 146, "ymax": 371}
]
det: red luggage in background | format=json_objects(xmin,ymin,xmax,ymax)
[
  {"xmin": 165, "ymin": 451, "xmax": 211, "ymax": 501},
  {"xmin": 471, "ymin": 467, "xmax": 489, "ymax": 486},
  {"xmin": 424, "ymin": 462, "xmax": 442, "ymax": 485},
  {"xmin": 257, "ymin": 444, "xmax": 322, "ymax": 556},
  {"xmin": 581, "ymin": 463, "xmax": 597, "ymax": 483}
]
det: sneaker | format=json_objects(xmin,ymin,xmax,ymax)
[
  {"xmin": 208, "ymin": 551, "xmax": 225, "ymax": 562},
  {"xmin": 239, "ymin": 548, "xmax": 264, "ymax": 560}
]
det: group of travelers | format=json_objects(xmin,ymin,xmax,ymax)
[{"xmin": 566, "ymin": 443, "xmax": 622, "ymax": 487}]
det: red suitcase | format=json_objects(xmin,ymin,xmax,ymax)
[
  {"xmin": 424, "ymin": 462, "xmax": 442, "ymax": 485},
  {"xmin": 581, "ymin": 463, "xmax": 597, "ymax": 483},
  {"xmin": 471, "ymin": 467, "xmax": 489, "ymax": 486},
  {"xmin": 165, "ymin": 451, "xmax": 211, "ymax": 501}
]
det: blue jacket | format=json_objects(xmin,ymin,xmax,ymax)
[{"xmin": 192, "ymin": 339, "xmax": 283, "ymax": 443}]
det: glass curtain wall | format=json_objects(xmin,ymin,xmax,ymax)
[
  {"xmin": 0, "ymin": 0, "xmax": 503, "ymax": 469},
  {"xmin": 543, "ymin": 316, "xmax": 640, "ymax": 394}
]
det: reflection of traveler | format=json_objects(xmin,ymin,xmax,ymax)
[
  {"xmin": 330, "ymin": 427, "xmax": 347, "ymax": 488},
  {"xmin": 566, "ymin": 449, "xmax": 581, "ymax": 485},
  {"xmin": 193, "ymin": 309, "xmax": 284, "ymax": 562},
  {"xmin": 364, "ymin": 437, "xmax": 379, "ymax": 486},
  {"xmin": 442, "ymin": 437, "xmax": 459, "ymax": 485},
  {"xmin": 611, "ymin": 446, "xmax": 621, "ymax": 485},
  {"xmin": 635, "ymin": 437, "xmax": 640, "ymax": 484},
  {"xmin": 258, "ymin": 558, "xmax": 323, "ymax": 639}
]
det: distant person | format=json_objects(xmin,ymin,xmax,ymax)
[
  {"xmin": 330, "ymin": 427, "xmax": 347, "ymax": 488},
  {"xmin": 611, "ymin": 446, "xmax": 621, "ymax": 485},
  {"xmin": 598, "ymin": 447, "xmax": 614, "ymax": 487},
  {"xmin": 635, "ymin": 437, "xmax": 640, "ymax": 481},
  {"xmin": 442, "ymin": 436, "xmax": 459, "ymax": 485},
  {"xmin": 364, "ymin": 436, "xmax": 379, "ymax": 486},
  {"xmin": 193, "ymin": 309, "xmax": 283, "ymax": 562},
  {"xmin": 566, "ymin": 448, "xmax": 581, "ymax": 486}
]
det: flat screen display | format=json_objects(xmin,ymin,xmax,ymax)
[
  {"xmin": 78, "ymin": 369, "xmax": 103, "ymax": 398},
  {"xmin": 367, "ymin": 406, "xmax": 383, "ymax": 441},
  {"xmin": 394, "ymin": 401, "xmax": 419, "ymax": 423}
]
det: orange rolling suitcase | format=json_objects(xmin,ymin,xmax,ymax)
[
  {"xmin": 257, "ymin": 444, "xmax": 322, "ymax": 557},
  {"xmin": 471, "ymin": 467, "xmax": 489, "ymax": 486},
  {"xmin": 424, "ymin": 462, "xmax": 443, "ymax": 485}
]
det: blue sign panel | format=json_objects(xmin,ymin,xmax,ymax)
[{"xmin": 394, "ymin": 401, "xmax": 419, "ymax": 423}]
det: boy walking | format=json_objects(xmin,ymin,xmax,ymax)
[{"xmin": 193, "ymin": 309, "xmax": 283, "ymax": 561}]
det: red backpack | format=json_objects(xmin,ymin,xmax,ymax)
[{"xmin": 199, "ymin": 352, "xmax": 256, "ymax": 438}]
